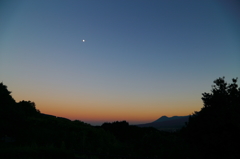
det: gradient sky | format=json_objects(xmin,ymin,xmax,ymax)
[{"xmin": 1, "ymin": 0, "xmax": 240, "ymax": 125}]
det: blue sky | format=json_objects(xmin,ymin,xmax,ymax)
[{"xmin": 1, "ymin": 0, "xmax": 240, "ymax": 125}]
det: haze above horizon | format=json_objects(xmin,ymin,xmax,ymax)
[{"xmin": 1, "ymin": 0, "xmax": 240, "ymax": 125}]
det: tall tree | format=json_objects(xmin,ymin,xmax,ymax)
[
  {"xmin": 185, "ymin": 77, "xmax": 240, "ymax": 158},
  {"xmin": 0, "ymin": 83, "xmax": 16, "ymax": 119},
  {"xmin": 0, "ymin": 82, "xmax": 16, "ymax": 105}
]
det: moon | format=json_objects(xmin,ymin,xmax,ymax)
[{"xmin": 82, "ymin": 39, "xmax": 85, "ymax": 42}]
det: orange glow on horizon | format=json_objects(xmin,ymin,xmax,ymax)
[
  {"xmin": 11, "ymin": 85, "xmax": 203, "ymax": 125},
  {"xmin": 36, "ymin": 99, "xmax": 201, "ymax": 125}
]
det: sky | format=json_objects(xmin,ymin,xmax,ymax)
[{"xmin": 0, "ymin": 0, "xmax": 240, "ymax": 125}]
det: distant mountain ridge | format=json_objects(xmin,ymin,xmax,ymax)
[
  {"xmin": 153, "ymin": 115, "xmax": 189, "ymax": 123},
  {"xmin": 137, "ymin": 115, "xmax": 190, "ymax": 131}
]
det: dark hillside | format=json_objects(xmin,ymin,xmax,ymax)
[
  {"xmin": 0, "ymin": 82, "xmax": 189, "ymax": 159},
  {"xmin": 1, "ymin": 77, "xmax": 239, "ymax": 158}
]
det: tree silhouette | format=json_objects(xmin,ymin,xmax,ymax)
[
  {"xmin": 0, "ymin": 82, "xmax": 16, "ymax": 114},
  {"xmin": 0, "ymin": 83, "xmax": 20, "ymax": 137},
  {"xmin": 0, "ymin": 82, "xmax": 18, "ymax": 120},
  {"xmin": 0, "ymin": 83, "xmax": 16, "ymax": 104},
  {"xmin": 17, "ymin": 100, "xmax": 40, "ymax": 117},
  {"xmin": 185, "ymin": 77, "xmax": 240, "ymax": 158}
]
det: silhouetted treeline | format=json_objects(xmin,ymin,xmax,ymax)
[
  {"xmin": 100, "ymin": 121, "xmax": 189, "ymax": 158},
  {"xmin": 182, "ymin": 77, "xmax": 240, "ymax": 159},
  {"xmin": 1, "ymin": 77, "xmax": 239, "ymax": 158}
]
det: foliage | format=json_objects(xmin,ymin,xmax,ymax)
[
  {"xmin": 17, "ymin": 100, "xmax": 40, "ymax": 117},
  {"xmin": 2, "ymin": 77, "xmax": 238, "ymax": 158},
  {"xmin": 101, "ymin": 121, "xmax": 189, "ymax": 158},
  {"xmin": 0, "ymin": 82, "xmax": 191, "ymax": 158},
  {"xmin": 0, "ymin": 143, "xmax": 75, "ymax": 159},
  {"xmin": 0, "ymin": 82, "xmax": 16, "ymax": 106},
  {"xmin": 184, "ymin": 77, "xmax": 240, "ymax": 158},
  {"xmin": 0, "ymin": 82, "xmax": 17, "ymax": 120}
]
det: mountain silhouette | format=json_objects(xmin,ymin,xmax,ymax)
[
  {"xmin": 137, "ymin": 115, "xmax": 189, "ymax": 131},
  {"xmin": 153, "ymin": 115, "xmax": 189, "ymax": 123}
]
